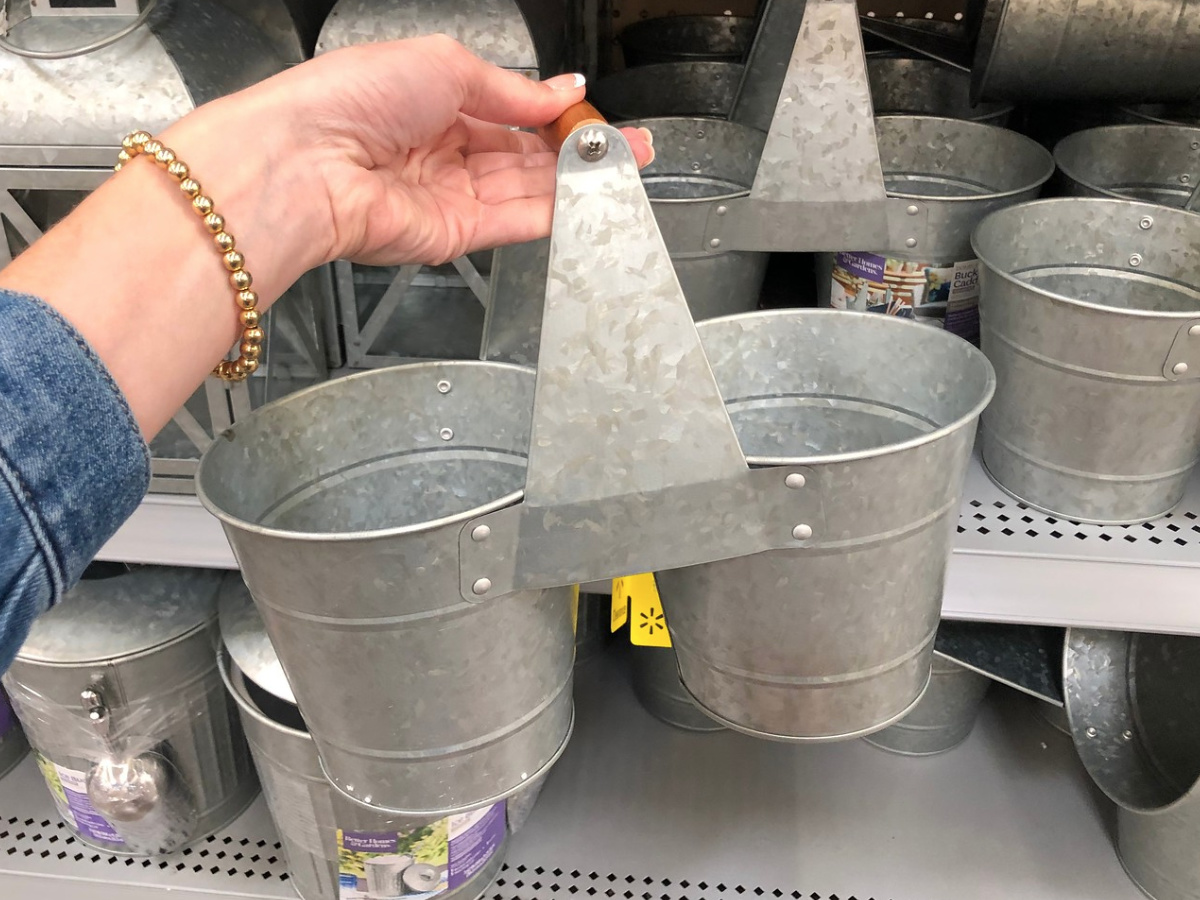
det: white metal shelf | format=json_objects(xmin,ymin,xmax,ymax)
[
  {"xmin": 99, "ymin": 449, "xmax": 1200, "ymax": 634},
  {"xmin": 0, "ymin": 652, "xmax": 1143, "ymax": 900}
]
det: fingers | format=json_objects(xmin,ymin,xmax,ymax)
[
  {"xmin": 469, "ymin": 196, "xmax": 554, "ymax": 252},
  {"xmin": 472, "ymin": 163, "xmax": 556, "ymax": 205},
  {"xmin": 466, "ymin": 150, "xmax": 557, "ymax": 178},
  {"xmin": 620, "ymin": 126, "xmax": 656, "ymax": 168}
]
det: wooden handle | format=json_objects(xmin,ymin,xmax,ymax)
[{"xmin": 538, "ymin": 101, "xmax": 607, "ymax": 153}]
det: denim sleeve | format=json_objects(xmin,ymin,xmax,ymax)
[{"xmin": 0, "ymin": 288, "xmax": 150, "ymax": 672}]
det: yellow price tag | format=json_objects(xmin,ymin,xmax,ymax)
[
  {"xmin": 570, "ymin": 584, "xmax": 580, "ymax": 635},
  {"xmin": 612, "ymin": 574, "xmax": 671, "ymax": 647},
  {"xmin": 610, "ymin": 577, "xmax": 630, "ymax": 631}
]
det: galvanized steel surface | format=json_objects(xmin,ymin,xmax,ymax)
[
  {"xmin": 219, "ymin": 576, "xmax": 297, "ymax": 706},
  {"xmin": 1122, "ymin": 102, "xmax": 1200, "ymax": 128},
  {"xmin": 864, "ymin": 655, "xmax": 991, "ymax": 756},
  {"xmin": 971, "ymin": 0, "xmax": 1200, "ymax": 103},
  {"xmin": 196, "ymin": 361, "xmax": 575, "ymax": 817},
  {"xmin": 729, "ymin": 0, "xmax": 808, "ymax": 135},
  {"xmin": 867, "ymin": 56, "xmax": 1013, "ymax": 125},
  {"xmin": 656, "ymin": 310, "xmax": 994, "ymax": 741},
  {"xmin": 630, "ymin": 646, "xmax": 723, "ymax": 733},
  {"xmin": 973, "ymin": 198, "xmax": 1200, "ymax": 523},
  {"xmin": 1055, "ymin": 125, "xmax": 1200, "ymax": 208},
  {"xmin": 589, "ymin": 61, "xmax": 742, "ymax": 122},
  {"xmin": 617, "ymin": 15, "xmax": 751, "ymax": 67}
]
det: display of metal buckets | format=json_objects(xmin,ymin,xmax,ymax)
[
  {"xmin": 817, "ymin": 116, "xmax": 1053, "ymax": 343},
  {"xmin": 0, "ymin": 689, "xmax": 29, "ymax": 780},
  {"xmin": 1, "ymin": 566, "xmax": 258, "ymax": 855},
  {"xmin": 973, "ymin": 198, "xmax": 1200, "ymax": 523},
  {"xmin": 196, "ymin": 361, "xmax": 576, "ymax": 817},
  {"xmin": 590, "ymin": 62, "xmax": 743, "ymax": 122},
  {"xmin": 620, "ymin": 117, "xmax": 769, "ymax": 321},
  {"xmin": 631, "ymin": 646, "xmax": 723, "ymax": 733},
  {"xmin": 617, "ymin": 15, "xmax": 751, "ymax": 67},
  {"xmin": 1065, "ymin": 629, "xmax": 1200, "ymax": 900},
  {"xmin": 655, "ymin": 310, "xmax": 995, "ymax": 741},
  {"xmin": 219, "ymin": 578, "xmax": 513, "ymax": 900},
  {"xmin": 866, "ymin": 56, "xmax": 1013, "ymax": 125},
  {"xmin": 971, "ymin": 0, "xmax": 1200, "ymax": 103},
  {"xmin": 1055, "ymin": 125, "xmax": 1200, "ymax": 208},
  {"xmin": 864, "ymin": 655, "xmax": 991, "ymax": 756}
]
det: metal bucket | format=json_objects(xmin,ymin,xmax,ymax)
[
  {"xmin": 621, "ymin": 117, "xmax": 768, "ymax": 321},
  {"xmin": 1, "ymin": 566, "xmax": 258, "ymax": 855},
  {"xmin": 1065, "ymin": 629, "xmax": 1200, "ymax": 900},
  {"xmin": 867, "ymin": 57, "xmax": 1013, "ymax": 125},
  {"xmin": 1055, "ymin": 126, "xmax": 1200, "ymax": 208},
  {"xmin": 630, "ymin": 646, "xmax": 723, "ymax": 733},
  {"xmin": 818, "ymin": 116, "xmax": 1053, "ymax": 343},
  {"xmin": 196, "ymin": 361, "xmax": 576, "ymax": 817},
  {"xmin": 590, "ymin": 61, "xmax": 742, "ymax": 122},
  {"xmin": 656, "ymin": 310, "xmax": 995, "ymax": 741},
  {"xmin": 1122, "ymin": 103, "xmax": 1200, "ymax": 128},
  {"xmin": 970, "ymin": 0, "xmax": 1200, "ymax": 103},
  {"xmin": 573, "ymin": 593, "xmax": 611, "ymax": 668},
  {"xmin": 219, "ymin": 580, "xmax": 511, "ymax": 900},
  {"xmin": 973, "ymin": 198, "xmax": 1200, "ymax": 524},
  {"xmin": 618, "ymin": 15, "xmax": 752, "ymax": 67},
  {"xmin": 864, "ymin": 655, "xmax": 991, "ymax": 756},
  {"xmin": 0, "ymin": 689, "xmax": 29, "ymax": 780}
]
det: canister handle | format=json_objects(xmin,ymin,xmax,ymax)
[{"xmin": 537, "ymin": 101, "xmax": 607, "ymax": 153}]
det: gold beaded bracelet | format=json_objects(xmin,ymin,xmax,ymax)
[{"xmin": 115, "ymin": 131, "xmax": 263, "ymax": 382}]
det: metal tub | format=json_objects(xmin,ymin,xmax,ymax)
[
  {"xmin": 818, "ymin": 116, "xmax": 1053, "ymax": 344},
  {"xmin": 973, "ymin": 198, "xmax": 1200, "ymax": 523},
  {"xmin": 864, "ymin": 655, "xmax": 991, "ymax": 756},
  {"xmin": 1121, "ymin": 103, "xmax": 1200, "ymax": 128},
  {"xmin": 590, "ymin": 61, "xmax": 742, "ymax": 122},
  {"xmin": 1055, "ymin": 126, "xmax": 1200, "ymax": 208},
  {"xmin": 219, "ymin": 580, "xmax": 512, "ymax": 900},
  {"xmin": 657, "ymin": 310, "xmax": 995, "ymax": 741},
  {"xmin": 970, "ymin": 0, "xmax": 1200, "ymax": 103},
  {"xmin": 0, "ymin": 690, "xmax": 29, "ymax": 781},
  {"xmin": 1065, "ymin": 629, "xmax": 1200, "ymax": 900},
  {"xmin": 631, "ymin": 646, "xmax": 723, "ymax": 733},
  {"xmin": 197, "ymin": 361, "xmax": 576, "ymax": 817},
  {"xmin": 867, "ymin": 57, "xmax": 1013, "ymax": 125},
  {"xmin": 618, "ymin": 15, "xmax": 751, "ymax": 67},
  {"xmin": 622, "ymin": 117, "xmax": 768, "ymax": 321},
  {"xmin": 2, "ymin": 566, "xmax": 258, "ymax": 855}
]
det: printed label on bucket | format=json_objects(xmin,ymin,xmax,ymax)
[
  {"xmin": 830, "ymin": 252, "xmax": 981, "ymax": 343},
  {"xmin": 336, "ymin": 801, "xmax": 505, "ymax": 899},
  {"xmin": 35, "ymin": 752, "xmax": 125, "ymax": 846}
]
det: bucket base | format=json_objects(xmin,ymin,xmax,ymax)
[
  {"xmin": 1116, "ymin": 843, "xmax": 1198, "ymax": 900},
  {"xmin": 863, "ymin": 726, "xmax": 974, "ymax": 757},
  {"xmin": 678, "ymin": 670, "xmax": 933, "ymax": 744},
  {"xmin": 322, "ymin": 706, "xmax": 576, "ymax": 818}
]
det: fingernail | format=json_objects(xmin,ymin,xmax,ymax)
[
  {"xmin": 545, "ymin": 72, "xmax": 586, "ymax": 90},
  {"xmin": 637, "ymin": 127, "xmax": 654, "ymax": 147}
]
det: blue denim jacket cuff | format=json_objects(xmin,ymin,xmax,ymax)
[{"xmin": 0, "ymin": 289, "xmax": 150, "ymax": 602}]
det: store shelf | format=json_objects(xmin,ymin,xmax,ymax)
[
  {"xmin": 98, "ymin": 448, "xmax": 1200, "ymax": 634},
  {"xmin": 0, "ymin": 650, "xmax": 1142, "ymax": 900}
]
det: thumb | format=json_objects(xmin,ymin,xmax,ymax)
[{"xmin": 436, "ymin": 39, "xmax": 586, "ymax": 127}]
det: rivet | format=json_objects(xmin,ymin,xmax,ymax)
[
  {"xmin": 437, "ymin": 379, "xmax": 452, "ymax": 394},
  {"xmin": 1182, "ymin": 174, "xmax": 1193, "ymax": 184},
  {"xmin": 1085, "ymin": 726, "xmax": 1098, "ymax": 738},
  {"xmin": 471, "ymin": 525, "xmax": 491, "ymax": 542},
  {"xmin": 906, "ymin": 205, "xmax": 919, "ymax": 216},
  {"xmin": 1121, "ymin": 730, "xmax": 1134, "ymax": 741},
  {"xmin": 439, "ymin": 427, "xmax": 454, "ymax": 441},
  {"xmin": 1173, "ymin": 362, "xmax": 1189, "ymax": 376},
  {"xmin": 785, "ymin": 473, "xmax": 806, "ymax": 489},
  {"xmin": 1129, "ymin": 254, "xmax": 1143, "ymax": 267},
  {"xmin": 1192, "ymin": 141, "xmax": 1200, "ymax": 150},
  {"xmin": 716, "ymin": 205, "xmax": 728, "ymax": 216},
  {"xmin": 905, "ymin": 237, "xmax": 918, "ymax": 248},
  {"xmin": 1190, "ymin": 325, "xmax": 1200, "ymax": 337},
  {"xmin": 696, "ymin": 130, "xmax": 706, "ymax": 138},
  {"xmin": 709, "ymin": 238, "xmax": 722, "ymax": 249},
  {"xmin": 1139, "ymin": 216, "xmax": 1154, "ymax": 230},
  {"xmin": 792, "ymin": 524, "xmax": 813, "ymax": 541},
  {"xmin": 692, "ymin": 162, "xmax": 702, "ymax": 171},
  {"xmin": 472, "ymin": 577, "xmax": 492, "ymax": 596}
]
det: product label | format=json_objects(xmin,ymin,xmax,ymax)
[
  {"xmin": 829, "ymin": 252, "xmax": 981, "ymax": 343},
  {"xmin": 0, "ymin": 693, "xmax": 14, "ymax": 739},
  {"xmin": 337, "ymin": 801, "xmax": 505, "ymax": 899},
  {"xmin": 35, "ymin": 752, "xmax": 125, "ymax": 846}
]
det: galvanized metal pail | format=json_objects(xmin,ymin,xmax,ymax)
[
  {"xmin": 621, "ymin": 117, "xmax": 768, "ymax": 321},
  {"xmin": 0, "ymin": 689, "xmax": 29, "ymax": 780},
  {"xmin": 817, "ymin": 116, "xmax": 1053, "ymax": 343},
  {"xmin": 971, "ymin": 0, "xmax": 1200, "ymax": 103},
  {"xmin": 590, "ymin": 61, "xmax": 742, "ymax": 122},
  {"xmin": 973, "ymin": 198, "xmax": 1200, "ymax": 524},
  {"xmin": 1055, "ymin": 125, "xmax": 1200, "ymax": 208},
  {"xmin": 1065, "ymin": 629, "xmax": 1200, "ymax": 900},
  {"xmin": 656, "ymin": 310, "xmax": 995, "ymax": 741},
  {"xmin": 618, "ymin": 15, "xmax": 751, "ymax": 67},
  {"xmin": 2, "ymin": 566, "xmax": 258, "ymax": 855},
  {"xmin": 196, "ymin": 361, "xmax": 576, "ymax": 817},
  {"xmin": 867, "ymin": 56, "xmax": 1013, "ymax": 125},
  {"xmin": 1121, "ymin": 103, "xmax": 1200, "ymax": 128},
  {"xmin": 630, "ymin": 646, "xmax": 723, "ymax": 733},
  {"xmin": 864, "ymin": 655, "xmax": 991, "ymax": 756},
  {"xmin": 218, "ymin": 579, "xmax": 512, "ymax": 900}
]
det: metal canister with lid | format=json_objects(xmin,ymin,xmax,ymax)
[{"xmin": 2, "ymin": 565, "xmax": 258, "ymax": 856}]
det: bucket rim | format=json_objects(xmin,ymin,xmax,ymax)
[
  {"xmin": 1053, "ymin": 123, "xmax": 1200, "ymax": 200},
  {"xmin": 219, "ymin": 648, "xmax": 311, "ymax": 744},
  {"xmin": 971, "ymin": 197, "xmax": 1200, "ymax": 321},
  {"xmin": 195, "ymin": 359, "xmax": 532, "ymax": 544},
  {"xmin": 695, "ymin": 308, "xmax": 996, "ymax": 468},
  {"xmin": 618, "ymin": 114, "xmax": 762, "ymax": 205},
  {"xmin": 866, "ymin": 56, "xmax": 1017, "ymax": 120},
  {"xmin": 875, "ymin": 114, "xmax": 1056, "ymax": 203}
]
